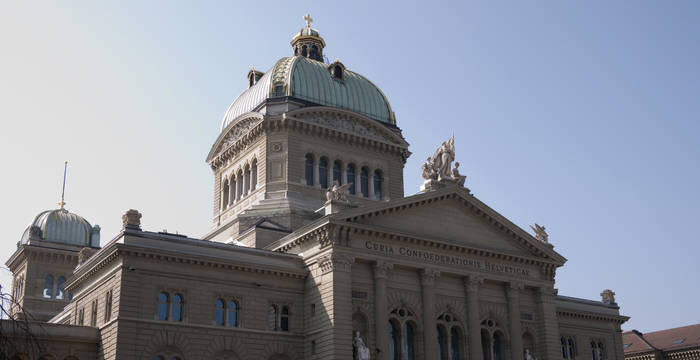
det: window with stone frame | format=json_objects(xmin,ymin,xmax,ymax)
[
  {"xmin": 437, "ymin": 312, "xmax": 464, "ymax": 360},
  {"xmin": 104, "ymin": 289, "xmax": 113, "ymax": 322},
  {"xmin": 78, "ymin": 307, "xmax": 85, "ymax": 325},
  {"xmin": 590, "ymin": 340, "xmax": 604, "ymax": 360},
  {"xmin": 43, "ymin": 274, "xmax": 54, "ymax": 299},
  {"xmin": 90, "ymin": 299, "xmax": 98, "ymax": 326},
  {"xmin": 56, "ymin": 276, "xmax": 66, "ymax": 300},
  {"xmin": 388, "ymin": 307, "xmax": 417, "ymax": 360},
  {"xmin": 481, "ymin": 319, "xmax": 505, "ymax": 360},
  {"xmin": 561, "ymin": 336, "xmax": 576, "ymax": 359}
]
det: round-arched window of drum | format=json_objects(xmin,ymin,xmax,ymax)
[
  {"xmin": 319, "ymin": 157, "xmax": 329, "ymax": 189},
  {"xmin": 43, "ymin": 275, "xmax": 54, "ymax": 299},
  {"xmin": 157, "ymin": 292, "xmax": 169, "ymax": 320},
  {"xmin": 56, "ymin": 276, "xmax": 66, "ymax": 300},
  {"xmin": 215, "ymin": 299, "xmax": 225, "ymax": 326},
  {"xmin": 373, "ymin": 170, "xmax": 383, "ymax": 200},
  {"xmin": 333, "ymin": 161, "xmax": 342, "ymax": 185},
  {"xmin": 171, "ymin": 294, "xmax": 183, "ymax": 322},
  {"xmin": 346, "ymin": 164, "xmax": 356, "ymax": 194},
  {"xmin": 360, "ymin": 167, "xmax": 369, "ymax": 197},
  {"xmin": 305, "ymin": 154, "xmax": 314, "ymax": 186},
  {"xmin": 228, "ymin": 300, "xmax": 238, "ymax": 327}
]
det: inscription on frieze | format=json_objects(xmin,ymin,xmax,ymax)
[{"xmin": 364, "ymin": 240, "xmax": 532, "ymax": 277}]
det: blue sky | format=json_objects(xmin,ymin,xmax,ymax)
[{"xmin": 1, "ymin": 1, "xmax": 698, "ymax": 332}]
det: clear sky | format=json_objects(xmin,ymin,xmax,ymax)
[{"xmin": 1, "ymin": 1, "xmax": 698, "ymax": 332}]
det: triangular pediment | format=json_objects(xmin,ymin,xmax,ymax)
[{"xmin": 333, "ymin": 187, "xmax": 566, "ymax": 264}]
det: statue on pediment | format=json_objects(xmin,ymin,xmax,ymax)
[
  {"xmin": 451, "ymin": 162, "xmax": 466, "ymax": 187},
  {"xmin": 600, "ymin": 289, "xmax": 616, "ymax": 304},
  {"xmin": 326, "ymin": 181, "xmax": 353, "ymax": 203},
  {"xmin": 530, "ymin": 223, "xmax": 548, "ymax": 243},
  {"xmin": 353, "ymin": 331, "xmax": 371, "ymax": 360},
  {"xmin": 422, "ymin": 157, "xmax": 438, "ymax": 180},
  {"xmin": 431, "ymin": 134, "xmax": 455, "ymax": 181}
]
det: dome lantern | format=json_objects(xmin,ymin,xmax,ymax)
[{"xmin": 291, "ymin": 14, "xmax": 325, "ymax": 62}]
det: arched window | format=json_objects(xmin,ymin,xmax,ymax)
[
  {"xmin": 346, "ymin": 164, "xmax": 356, "ymax": 194},
  {"xmin": 222, "ymin": 179, "xmax": 229, "ymax": 209},
  {"xmin": 333, "ymin": 160, "xmax": 342, "ymax": 185},
  {"xmin": 437, "ymin": 325, "xmax": 448, "ymax": 360},
  {"xmin": 481, "ymin": 319, "xmax": 503, "ymax": 360},
  {"xmin": 243, "ymin": 165, "xmax": 251, "ymax": 195},
  {"xmin": 105, "ymin": 289, "xmax": 113, "ymax": 322},
  {"xmin": 157, "ymin": 292, "xmax": 169, "ymax": 320},
  {"xmin": 373, "ymin": 169, "xmax": 383, "ymax": 200},
  {"xmin": 360, "ymin": 167, "xmax": 369, "ymax": 197},
  {"xmin": 305, "ymin": 154, "xmax": 314, "ymax": 186},
  {"xmin": 310, "ymin": 45, "xmax": 319, "ymax": 60},
  {"xmin": 56, "ymin": 276, "xmax": 66, "ymax": 300},
  {"xmin": 389, "ymin": 307, "xmax": 416, "ymax": 360},
  {"xmin": 301, "ymin": 45, "xmax": 307, "ymax": 57},
  {"xmin": 215, "ymin": 299, "xmax": 225, "ymax": 326},
  {"xmin": 268, "ymin": 304, "xmax": 279, "ymax": 330},
  {"xmin": 281, "ymin": 306, "xmax": 289, "ymax": 331},
  {"xmin": 228, "ymin": 300, "xmax": 238, "ymax": 327},
  {"xmin": 389, "ymin": 320, "xmax": 399, "ymax": 360},
  {"xmin": 90, "ymin": 299, "xmax": 98, "ymax": 326},
  {"xmin": 333, "ymin": 66, "xmax": 343, "ymax": 79},
  {"xmin": 236, "ymin": 170, "xmax": 244, "ymax": 200},
  {"xmin": 171, "ymin": 294, "xmax": 183, "ymax": 322},
  {"xmin": 230, "ymin": 178, "xmax": 236, "ymax": 203},
  {"xmin": 43, "ymin": 275, "xmax": 54, "ymax": 299},
  {"xmin": 493, "ymin": 332, "xmax": 503, "ymax": 360},
  {"xmin": 319, "ymin": 157, "xmax": 329, "ymax": 189},
  {"xmin": 451, "ymin": 327, "xmax": 462, "ymax": 360},
  {"xmin": 591, "ymin": 341, "xmax": 604, "ymax": 360}
]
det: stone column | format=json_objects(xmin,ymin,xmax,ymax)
[
  {"xmin": 229, "ymin": 179, "xmax": 235, "ymax": 205},
  {"xmin": 536, "ymin": 287, "xmax": 561, "ymax": 360},
  {"xmin": 464, "ymin": 275, "xmax": 484, "ymax": 360},
  {"xmin": 374, "ymin": 262, "xmax": 393, "ymax": 360},
  {"xmin": 313, "ymin": 160, "xmax": 320, "ymax": 188},
  {"xmin": 507, "ymin": 282, "xmax": 524, "ymax": 360},
  {"xmin": 421, "ymin": 268, "xmax": 440, "ymax": 360},
  {"xmin": 368, "ymin": 168, "xmax": 376, "ymax": 199},
  {"xmin": 341, "ymin": 163, "xmax": 348, "ymax": 185}
]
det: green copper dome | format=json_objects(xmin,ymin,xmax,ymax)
[
  {"xmin": 21, "ymin": 208, "xmax": 100, "ymax": 248},
  {"xmin": 221, "ymin": 56, "xmax": 396, "ymax": 130}
]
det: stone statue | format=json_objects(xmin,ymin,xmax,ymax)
[
  {"xmin": 353, "ymin": 331, "xmax": 370, "ymax": 360},
  {"xmin": 524, "ymin": 349, "xmax": 536, "ymax": 360},
  {"xmin": 600, "ymin": 289, "xmax": 616, "ymax": 304},
  {"xmin": 530, "ymin": 223, "xmax": 548, "ymax": 243},
  {"xmin": 431, "ymin": 135, "xmax": 455, "ymax": 181},
  {"xmin": 122, "ymin": 209, "xmax": 142, "ymax": 230},
  {"xmin": 422, "ymin": 157, "xmax": 438, "ymax": 180},
  {"xmin": 451, "ymin": 162, "xmax": 466, "ymax": 187},
  {"xmin": 28, "ymin": 225, "xmax": 42, "ymax": 240},
  {"xmin": 326, "ymin": 181, "xmax": 353, "ymax": 203}
]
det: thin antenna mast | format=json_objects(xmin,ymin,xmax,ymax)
[{"xmin": 59, "ymin": 161, "xmax": 67, "ymax": 209}]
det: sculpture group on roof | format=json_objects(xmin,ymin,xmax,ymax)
[{"xmin": 422, "ymin": 134, "xmax": 466, "ymax": 188}]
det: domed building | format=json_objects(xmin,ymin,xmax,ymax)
[{"xmin": 4, "ymin": 16, "xmax": 628, "ymax": 360}]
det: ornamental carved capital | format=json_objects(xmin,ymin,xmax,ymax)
[
  {"xmin": 373, "ymin": 261, "xmax": 393, "ymax": 279},
  {"xmin": 420, "ymin": 268, "xmax": 440, "ymax": 286},
  {"xmin": 464, "ymin": 275, "xmax": 484, "ymax": 293},
  {"xmin": 318, "ymin": 253, "xmax": 355, "ymax": 274},
  {"xmin": 506, "ymin": 281, "xmax": 525, "ymax": 298}
]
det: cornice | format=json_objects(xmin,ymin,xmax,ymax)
[
  {"xmin": 208, "ymin": 107, "xmax": 412, "ymax": 170},
  {"xmin": 5, "ymin": 244, "xmax": 80, "ymax": 270},
  {"xmin": 556, "ymin": 308, "xmax": 630, "ymax": 324}
]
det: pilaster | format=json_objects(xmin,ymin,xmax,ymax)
[
  {"xmin": 318, "ymin": 252, "xmax": 356, "ymax": 359},
  {"xmin": 374, "ymin": 261, "xmax": 393, "ymax": 360},
  {"xmin": 507, "ymin": 281, "xmax": 524, "ymax": 360},
  {"xmin": 464, "ymin": 275, "xmax": 484, "ymax": 360},
  {"xmin": 421, "ymin": 268, "xmax": 440, "ymax": 360},
  {"xmin": 536, "ymin": 287, "xmax": 561, "ymax": 360}
]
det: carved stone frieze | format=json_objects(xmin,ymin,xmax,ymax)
[
  {"xmin": 479, "ymin": 301, "xmax": 508, "ymax": 326},
  {"xmin": 386, "ymin": 290, "xmax": 422, "ymax": 318},
  {"xmin": 217, "ymin": 117, "xmax": 263, "ymax": 155},
  {"xmin": 435, "ymin": 296, "xmax": 466, "ymax": 322},
  {"xmin": 302, "ymin": 115, "xmax": 386, "ymax": 142}
]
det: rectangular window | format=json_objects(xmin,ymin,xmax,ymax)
[
  {"xmin": 311, "ymin": 303, "xmax": 316, "ymax": 317},
  {"xmin": 78, "ymin": 308, "xmax": 85, "ymax": 325},
  {"xmin": 104, "ymin": 290, "xmax": 113, "ymax": 322},
  {"xmin": 91, "ymin": 299, "xmax": 98, "ymax": 326}
]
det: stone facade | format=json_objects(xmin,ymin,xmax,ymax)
[{"xmin": 3, "ymin": 16, "xmax": 629, "ymax": 360}]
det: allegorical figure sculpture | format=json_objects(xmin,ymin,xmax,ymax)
[
  {"xmin": 353, "ymin": 331, "xmax": 371, "ymax": 360},
  {"xmin": 431, "ymin": 134, "xmax": 455, "ymax": 181},
  {"xmin": 326, "ymin": 180, "xmax": 353, "ymax": 203},
  {"xmin": 422, "ymin": 157, "xmax": 438, "ymax": 180},
  {"xmin": 524, "ymin": 349, "xmax": 537, "ymax": 360},
  {"xmin": 600, "ymin": 289, "xmax": 616, "ymax": 304},
  {"xmin": 530, "ymin": 223, "xmax": 549, "ymax": 243},
  {"xmin": 451, "ymin": 162, "xmax": 466, "ymax": 187}
]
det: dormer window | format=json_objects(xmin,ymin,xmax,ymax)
[
  {"xmin": 247, "ymin": 69, "xmax": 263, "ymax": 88},
  {"xmin": 329, "ymin": 60, "xmax": 346, "ymax": 81}
]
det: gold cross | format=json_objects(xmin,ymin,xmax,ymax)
[{"xmin": 304, "ymin": 13, "xmax": 312, "ymax": 28}]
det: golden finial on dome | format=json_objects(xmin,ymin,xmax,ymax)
[
  {"xmin": 304, "ymin": 13, "xmax": 313, "ymax": 28},
  {"xmin": 59, "ymin": 161, "xmax": 67, "ymax": 210}
]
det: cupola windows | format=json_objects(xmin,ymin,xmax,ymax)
[
  {"xmin": 329, "ymin": 60, "xmax": 346, "ymax": 81},
  {"xmin": 220, "ymin": 157, "xmax": 258, "ymax": 211},
  {"xmin": 303, "ymin": 153, "xmax": 386, "ymax": 200}
]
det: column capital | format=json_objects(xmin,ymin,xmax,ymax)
[
  {"xmin": 506, "ymin": 281, "xmax": 525, "ymax": 298},
  {"xmin": 537, "ymin": 286, "xmax": 558, "ymax": 298},
  {"xmin": 420, "ymin": 268, "xmax": 440, "ymax": 286},
  {"xmin": 464, "ymin": 275, "xmax": 484, "ymax": 292},
  {"xmin": 373, "ymin": 261, "xmax": 393, "ymax": 279},
  {"xmin": 318, "ymin": 253, "xmax": 355, "ymax": 274}
]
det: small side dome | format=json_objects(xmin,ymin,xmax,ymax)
[{"xmin": 21, "ymin": 208, "xmax": 100, "ymax": 248}]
